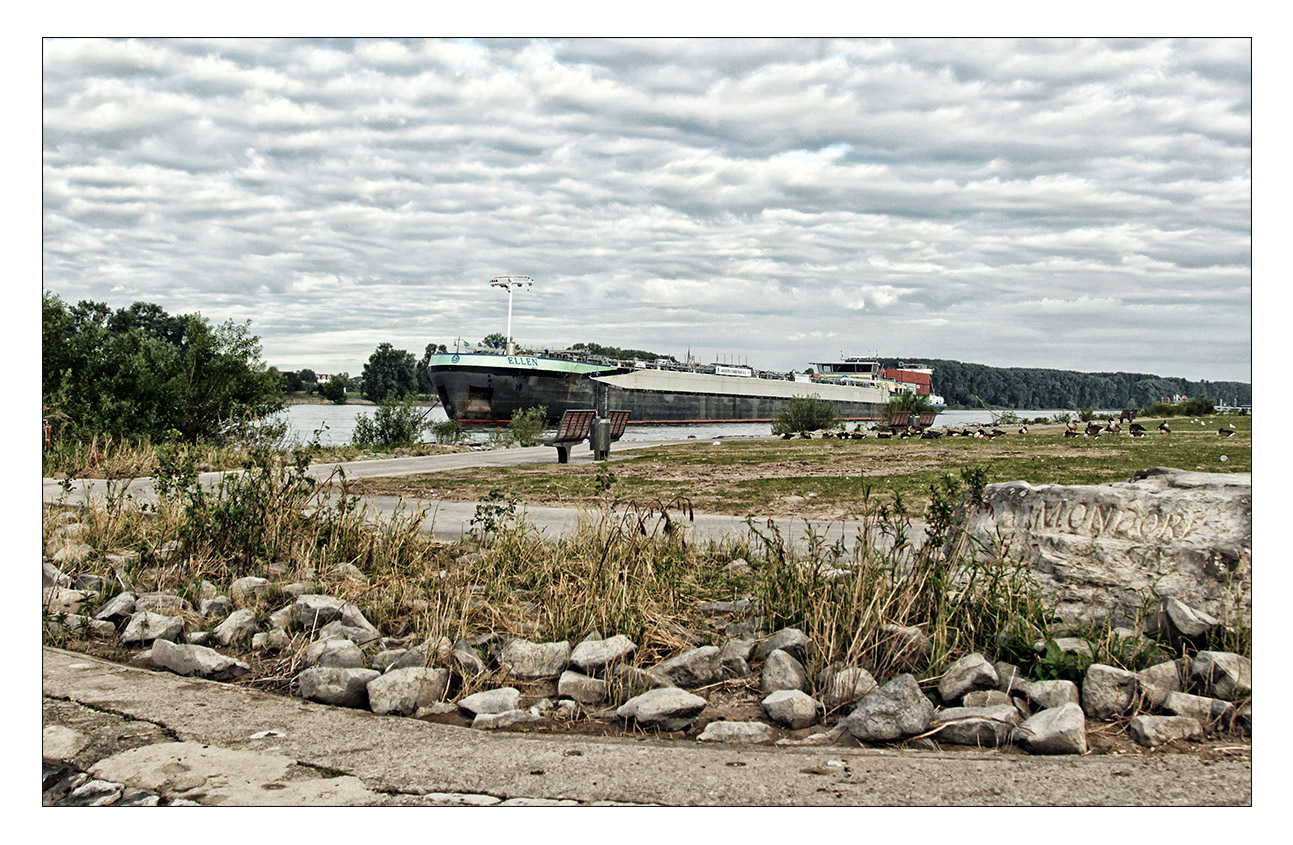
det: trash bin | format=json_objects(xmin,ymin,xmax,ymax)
[{"xmin": 591, "ymin": 418, "xmax": 612, "ymax": 461}]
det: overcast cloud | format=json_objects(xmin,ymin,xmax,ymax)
[{"xmin": 42, "ymin": 37, "xmax": 1251, "ymax": 383}]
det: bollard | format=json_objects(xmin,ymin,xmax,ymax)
[{"xmin": 591, "ymin": 418, "xmax": 612, "ymax": 461}]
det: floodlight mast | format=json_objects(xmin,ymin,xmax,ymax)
[{"xmin": 489, "ymin": 275, "xmax": 533, "ymax": 355}]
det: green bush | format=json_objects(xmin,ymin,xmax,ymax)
[
  {"xmin": 772, "ymin": 395, "xmax": 839, "ymax": 435},
  {"xmin": 430, "ymin": 419, "xmax": 464, "ymax": 444},
  {"xmin": 352, "ymin": 397, "xmax": 431, "ymax": 449},
  {"xmin": 883, "ymin": 392, "xmax": 935, "ymax": 416},
  {"xmin": 489, "ymin": 406, "xmax": 548, "ymax": 448}
]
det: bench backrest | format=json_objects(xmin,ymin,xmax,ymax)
[
  {"xmin": 555, "ymin": 409, "xmax": 597, "ymax": 441},
  {"xmin": 889, "ymin": 411, "xmax": 912, "ymax": 426},
  {"xmin": 607, "ymin": 410, "xmax": 631, "ymax": 439},
  {"xmin": 917, "ymin": 411, "xmax": 937, "ymax": 426}
]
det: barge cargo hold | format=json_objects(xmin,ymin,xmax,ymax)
[{"xmin": 428, "ymin": 350, "xmax": 936, "ymax": 425}]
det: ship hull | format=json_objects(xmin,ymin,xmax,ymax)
[{"xmin": 429, "ymin": 353, "xmax": 898, "ymax": 425}]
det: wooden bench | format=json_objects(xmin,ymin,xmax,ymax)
[
  {"xmin": 916, "ymin": 411, "xmax": 937, "ymax": 428},
  {"xmin": 608, "ymin": 410, "xmax": 631, "ymax": 441},
  {"xmin": 887, "ymin": 411, "xmax": 912, "ymax": 433},
  {"xmin": 538, "ymin": 409, "xmax": 597, "ymax": 463}
]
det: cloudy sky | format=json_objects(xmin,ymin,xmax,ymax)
[{"xmin": 42, "ymin": 36, "xmax": 1252, "ymax": 383}]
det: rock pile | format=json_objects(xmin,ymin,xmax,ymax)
[{"xmin": 42, "ymin": 551, "xmax": 1251, "ymax": 755}]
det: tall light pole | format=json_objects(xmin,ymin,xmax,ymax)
[{"xmin": 489, "ymin": 275, "xmax": 532, "ymax": 355}]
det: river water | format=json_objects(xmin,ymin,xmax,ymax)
[{"xmin": 276, "ymin": 404, "xmax": 1076, "ymax": 448}]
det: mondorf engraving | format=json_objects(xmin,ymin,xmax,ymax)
[{"xmin": 955, "ymin": 468, "xmax": 1251, "ymax": 627}]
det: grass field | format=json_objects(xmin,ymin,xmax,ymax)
[{"xmin": 349, "ymin": 414, "xmax": 1252, "ymax": 521}]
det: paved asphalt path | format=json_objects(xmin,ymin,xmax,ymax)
[{"xmin": 43, "ymin": 437, "xmax": 918, "ymax": 552}]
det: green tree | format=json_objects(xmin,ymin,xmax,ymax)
[
  {"xmin": 42, "ymin": 292, "xmax": 283, "ymax": 443},
  {"xmin": 319, "ymin": 375, "xmax": 348, "ymax": 404},
  {"xmin": 352, "ymin": 397, "xmax": 432, "ymax": 449},
  {"xmin": 279, "ymin": 368, "xmax": 305, "ymax": 394},
  {"xmin": 481, "ymin": 332, "xmax": 508, "ymax": 349},
  {"xmin": 361, "ymin": 343, "xmax": 418, "ymax": 402},
  {"xmin": 417, "ymin": 343, "xmax": 447, "ymax": 393}
]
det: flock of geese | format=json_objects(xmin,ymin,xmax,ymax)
[{"xmin": 784, "ymin": 418, "xmax": 1241, "ymax": 441}]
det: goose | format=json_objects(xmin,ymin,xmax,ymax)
[
  {"xmin": 1064, "ymin": 429, "xmax": 1080, "ymax": 438},
  {"xmin": 1066, "ymin": 420, "xmax": 1079, "ymax": 431},
  {"xmin": 1130, "ymin": 423, "xmax": 1147, "ymax": 434},
  {"xmin": 1018, "ymin": 426, "xmax": 1029, "ymax": 435},
  {"xmin": 1158, "ymin": 422, "xmax": 1171, "ymax": 434},
  {"xmin": 1218, "ymin": 428, "xmax": 1235, "ymax": 437},
  {"xmin": 989, "ymin": 428, "xmax": 1006, "ymax": 438}
]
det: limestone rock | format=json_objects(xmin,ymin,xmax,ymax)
[
  {"xmin": 149, "ymin": 638, "xmax": 250, "ymax": 681},
  {"xmin": 821, "ymin": 666, "xmax": 878, "ymax": 710},
  {"xmin": 651, "ymin": 645, "xmax": 725, "ymax": 688},
  {"xmin": 458, "ymin": 687, "xmax": 522, "ymax": 716},
  {"xmin": 1146, "ymin": 597, "xmax": 1218, "ymax": 643},
  {"xmin": 134, "ymin": 592, "xmax": 190, "ymax": 615},
  {"xmin": 761, "ymin": 689, "xmax": 820, "ymax": 729},
  {"xmin": 569, "ymin": 634, "xmax": 636, "ymax": 673},
  {"xmin": 297, "ymin": 667, "xmax": 380, "ymax": 708},
  {"xmin": 1129, "ymin": 714, "xmax": 1203, "ymax": 748},
  {"xmin": 1025, "ymin": 679, "xmax": 1080, "ymax": 711},
  {"xmin": 698, "ymin": 721, "xmax": 776, "ymax": 743},
  {"xmin": 213, "ymin": 607, "xmax": 259, "ymax": 646},
  {"xmin": 230, "ymin": 576, "xmax": 271, "ymax": 601},
  {"xmin": 718, "ymin": 639, "xmax": 754, "ymax": 679},
  {"xmin": 373, "ymin": 649, "xmax": 407, "ymax": 672},
  {"xmin": 43, "ymin": 587, "xmax": 89, "ymax": 616},
  {"xmin": 994, "ymin": 661, "xmax": 1030, "ymax": 696},
  {"xmin": 499, "ymin": 638, "xmax": 570, "ymax": 680},
  {"xmin": 617, "ymin": 687, "xmax": 707, "ymax": 732},
  {"xmin": 388, "ymin": 636, "xmax": 454, "ymax": 671},
  {"xmin": 1082, "ymin": 664, "xmax": 1139, "ymax": 720},
  {"xmin": 756, "ymin": 628, "xmax": 810, "ymax": 662},
  {"xmin": 760, "ymin": 648, "xmax": 808, "ymax": 694},
  {"xmin": 954, "ymin": 468, "xmax": 1251, "ymax": 625},
  {"xmin": 1163, "ymin": 691, "xmax": 1237, "ymax": 734},
  {"xmin": 472, "ymin": 710, "xmax": 546, "ymax": 730},
  {"xmin": 306, "ymin": 637, "xmax": 366, "ymax": 669},
  {"xmin": 45, "ymin": 613, "xmax": 116, "ymax": 638},
  {"xmin": 294, "ymin": 594, "xmax": 349, "ymax": 630},
  {"xmin": 930, "ymin": 705, "xmax": 1022, "ymax": 747},
  {"xmin": 1015, "ymin": 702, "xmax": 1087, "ymax": 755},
  {"xmin": 93, "ymin": 591, "xmax": 136, "ymax": 624},
  {"xmin": 938, "ymin": 653, "xmax": 999, "ymax": 705},
  {"xmin": 267, "ymin": 604, "xmax": 295, "ymax": 631},
  {"xmin": 199, "ymin": 596, "xmax": 233, "ymax": 618},
  {"xmin": 120, "ymin": 611, "xmax": 184, "ymax": 645},
  {"xmin": 451, "ymin": 642, "xmax": 489, "ymax": 677},
  {"xmin": 43, "ymin": 561, "xmax": 72, "ymax": 589},
  {"xmin": 366, "ymin": 667, "xmax": 450, "ymax": 716},
  {"xmin": 1137, "ymin": 660, "xmax": 1184, "ymax": 709},
  {"xmin": 557, "ymin": 670, "xmax": 608, "ymax": 706},
  {"xmin": 844, "ymin": 674, "xmax": 935, "ymax": 743},
  {"xmin": 1189, "ymin": 651, "xmax": 1251, "ymax": 700},
  {"xmin": 963, "ymin": 689, "xmax": 1014, "ymax": 709}
]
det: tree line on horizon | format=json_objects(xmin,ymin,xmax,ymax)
[{"xmin": 878, "ymin": 358, "xmax": 1251, "ymax": 410}]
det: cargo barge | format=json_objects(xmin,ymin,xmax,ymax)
[{"xmin": 428, "ymin": 348, "xmax": 943, "ymax": 425}]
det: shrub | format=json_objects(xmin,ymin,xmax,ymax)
[
  {"xmin": 352, "ymin": 397, "xmax": 431, "ymax": 449},
  {"xmin": 489, "ymin": 406, "xmax": 548, "ymax": 448},
  {"xmin": 883, "ymin": 392, "xmax": 935, "ymax": 416},
  {"xmin": 772, "ymin": 395, "xmax": 839, "ymax": 435},
  {"xmin": 430, "ymin": 419, "xmax": 464, "ymax": 444}
]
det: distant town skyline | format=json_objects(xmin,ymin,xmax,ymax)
[{"xmin": 43, "ymin": 37, "xmax": 1252, "ymax": 383}]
